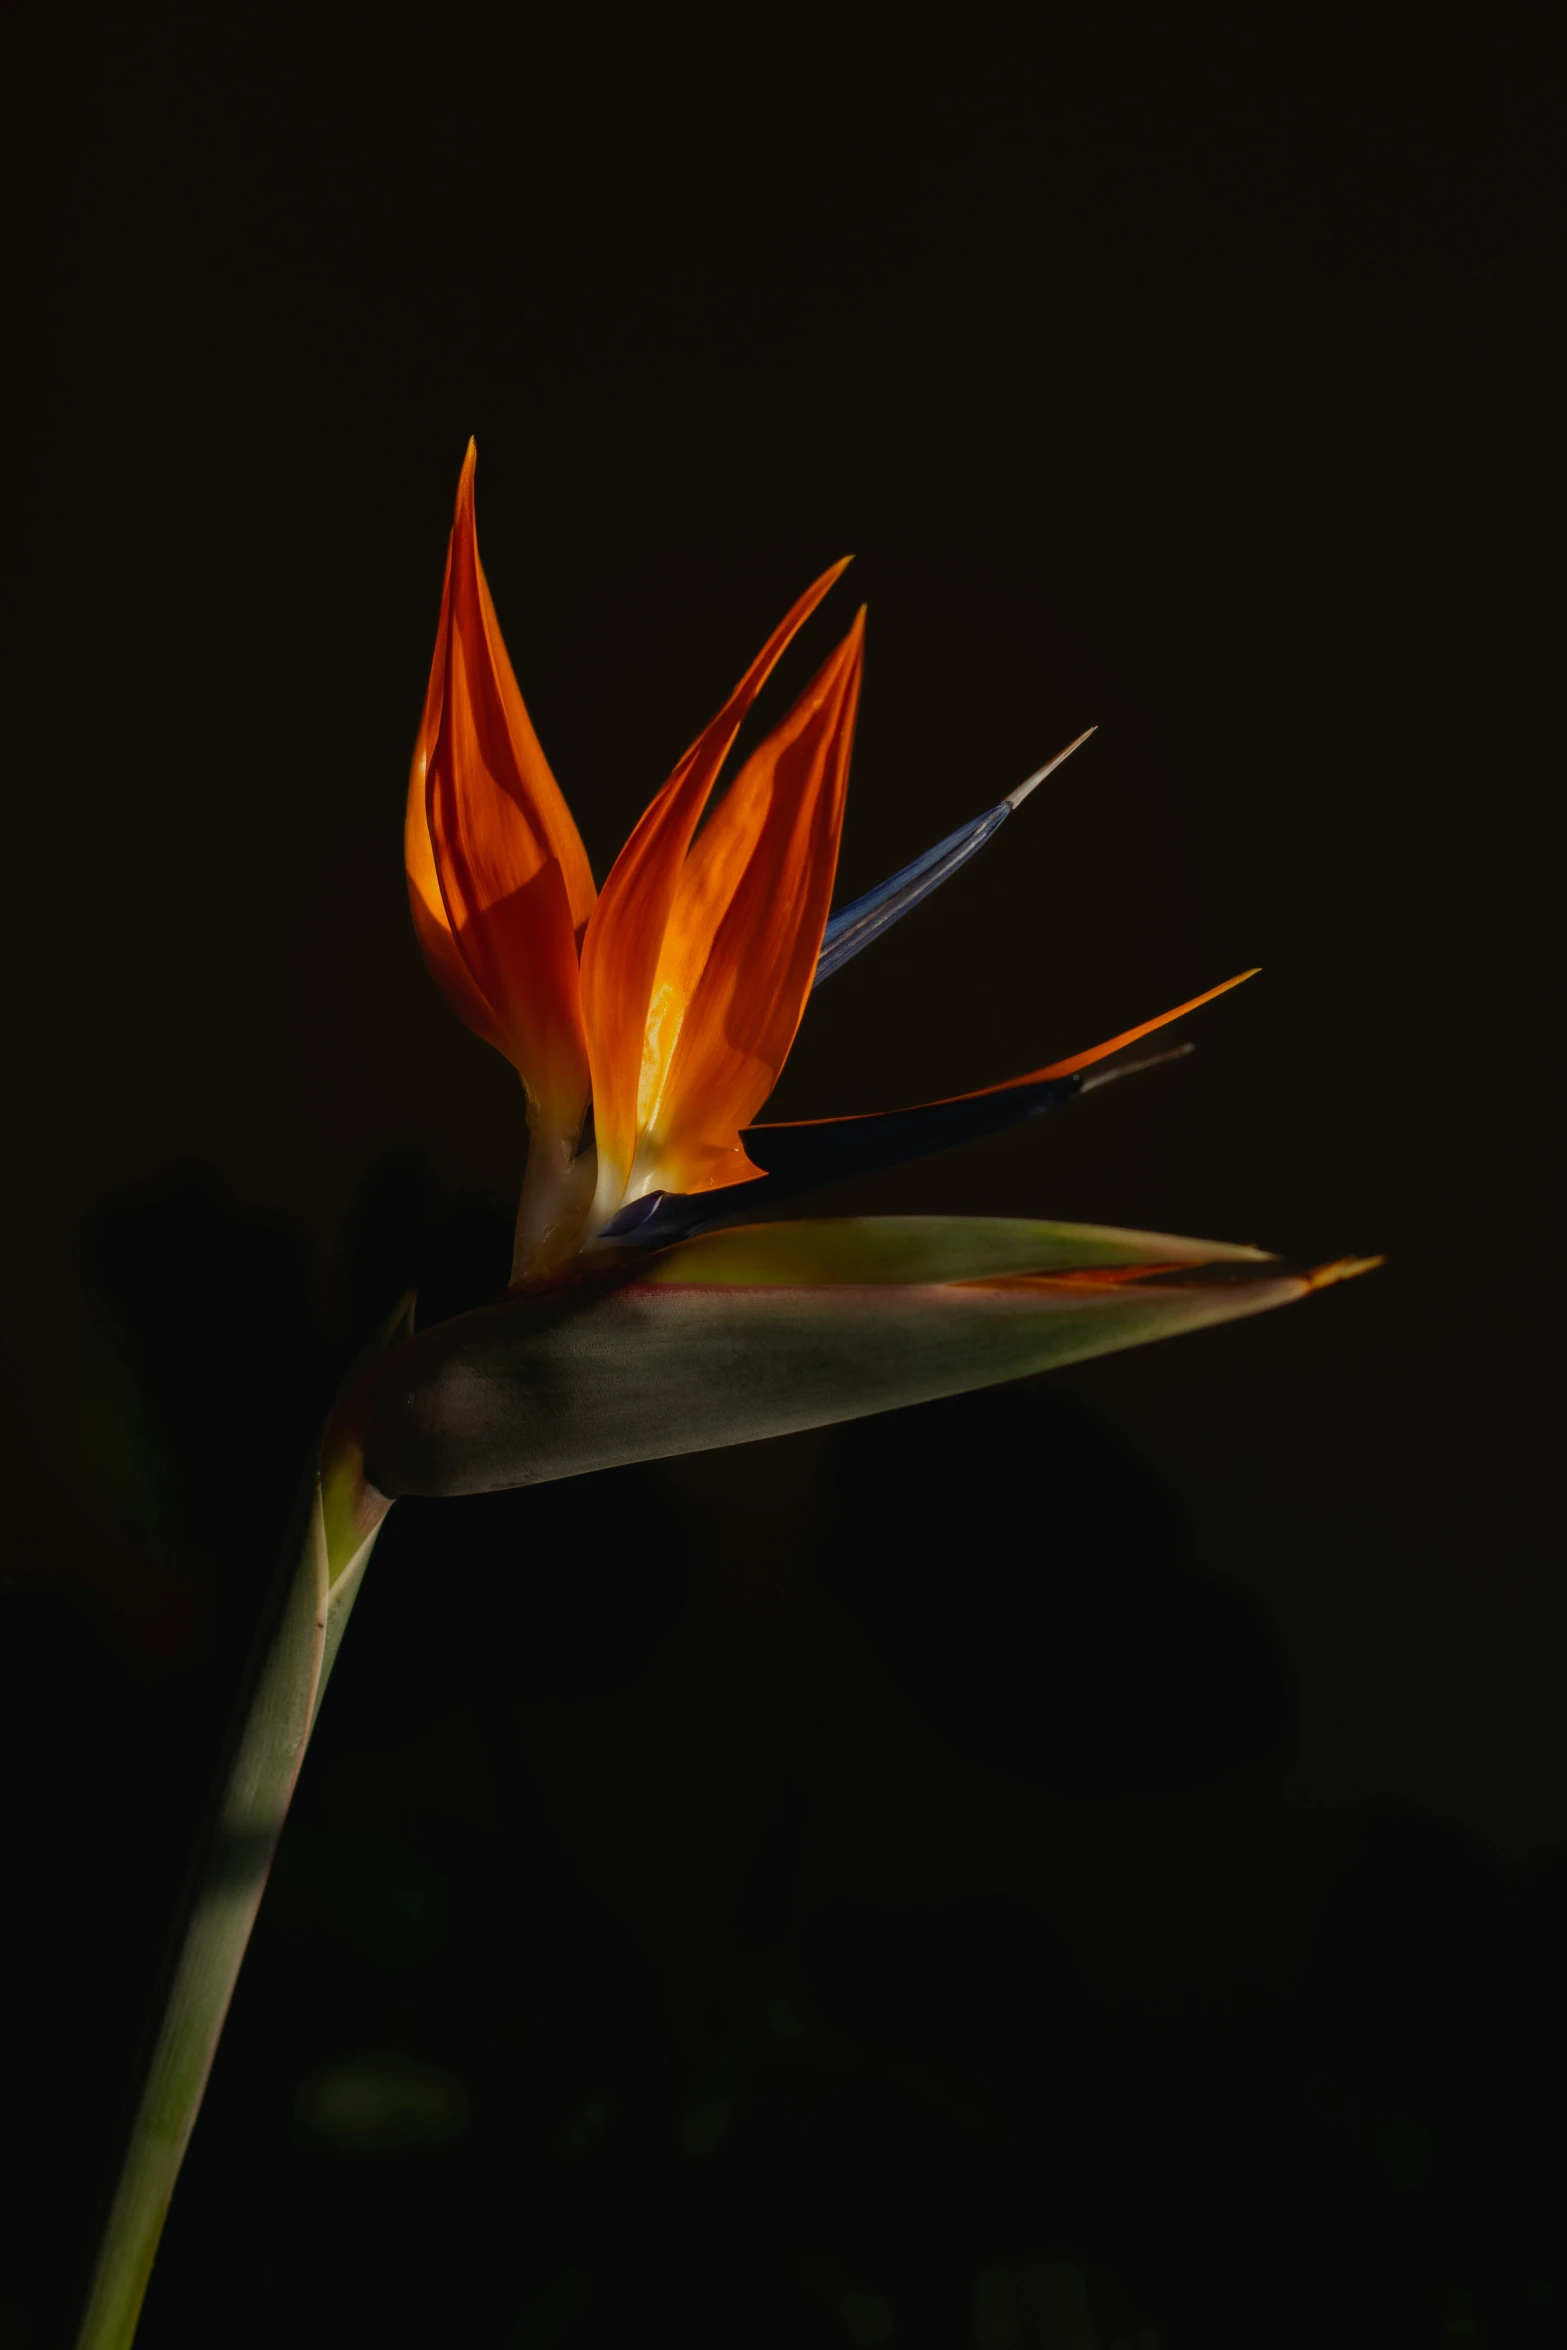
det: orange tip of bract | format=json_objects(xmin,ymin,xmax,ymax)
[{"xmin": 1303, "ymin": 1254, "xmax": 1385, "ymax": 1291}]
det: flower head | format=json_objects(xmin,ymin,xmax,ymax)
[{"xmin": 407, "ymin": 445, "xmax": 1255, "ymax": 1281}]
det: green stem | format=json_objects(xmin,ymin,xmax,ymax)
[{"xmin": 74, "ymin": 1456, "xmax": 391, "ymax": 2350}]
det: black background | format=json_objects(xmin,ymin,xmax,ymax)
[{"xmin": 4, "ymin": 11, "xmax": 1561, "ymax": 2347}]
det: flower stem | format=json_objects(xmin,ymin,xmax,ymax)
[{"xmin": 74, "ymin": 1427, "xmax": 394, "ymax": 2347}]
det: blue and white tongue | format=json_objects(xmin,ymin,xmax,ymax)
[{"xmin": 811, "ymin": 725, "xmax": 1097, "ymax": 986}]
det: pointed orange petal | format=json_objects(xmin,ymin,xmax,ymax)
[
  {"xmin": 580, "ymin": 558, "xmax": 851, "ymax": 1201},
  {"xmin": 425, "ymin": 445, "xmax": 594, "ymax": 1128},
  {"xmin": 636, "ymin": 612, "xmax": 865, "ymax": 1194},
  {"xmin": 404, "ymin": 536, "xmax": 508, "ymax": 1052},
  {"xmin": 990, "ymin": 968, "xmax": 1260, "ymax": 1091},
  {"xmin": 449, "ymin": 446, "xmax": 595, "ymax": 936},
  {"xmin": 749, "ymin": 971, "xmax": 1260, "ymax": 1130}
]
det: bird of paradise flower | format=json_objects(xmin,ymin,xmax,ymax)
[
  {"xmin": 74, "ymin": 444, "xmax": 1377, "ymax": 2350},
  {"xmin": 409, "ymin": 445, "xmax": 1252, "ymax": 1284}
]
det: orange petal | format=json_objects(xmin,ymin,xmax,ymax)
[
  {"xmin": 580, "ymin": 558, "xmax": 851, "ymax": 1203},
  {"xmin": 404, "ymin": 536, "xmax": 508, "ymax": 1052},
  {"xmin": 424, "ymin": 444, "xmax": 595, "ymax": 1129},
  {"xmin": 985, "ymin": 968, "xmax": 1261, "ymax": 1093},
  {"xmin": 750, "ymin": 970, "xmax": 1260, "ymax": 1130},
  {"xmin": 634, "ymin": 613, "xmax": 866, "ymax": 1195}
]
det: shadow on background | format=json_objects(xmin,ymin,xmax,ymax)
[{"xmin": 827, "ymin": 1385, "xmax": 1287, "ymax": 1800}]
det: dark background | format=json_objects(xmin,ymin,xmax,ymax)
[{"xmin": 4, "ymin": 12, "xmax": 1561, "ymax": 2347}]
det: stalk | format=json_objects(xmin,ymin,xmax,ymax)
[{"xmin": 73, "ymin": 1376, "xmax": 398, "ymax": 2349}]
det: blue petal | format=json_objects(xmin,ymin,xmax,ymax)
[
  {"xmin": 813, "ymin": 804, "xmax": 1011, "ymax": 985},
  {"xmin": 811, "ymin": 726, "xmax": 1095, "ymax": 987}
]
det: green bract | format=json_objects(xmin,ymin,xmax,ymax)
[{"xmin": 357, "ymin": 1217, "xmax": 1301, "ymax": 1498}]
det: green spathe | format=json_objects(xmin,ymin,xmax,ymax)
[{"xmin": 355, "ymin": 1216, "xmax": 1306, "ymax": 1500}]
